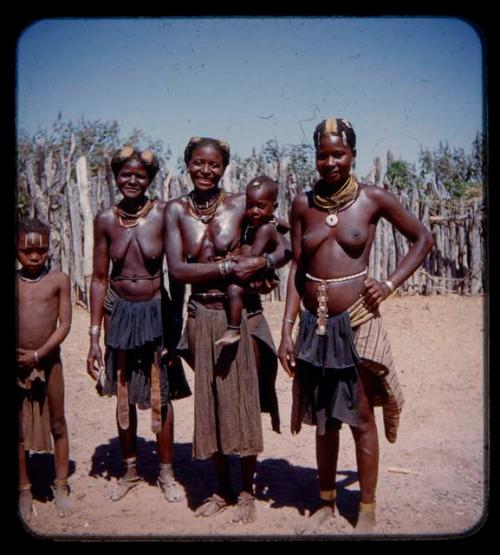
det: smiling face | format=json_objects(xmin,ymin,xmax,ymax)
[
  {"xmin": 315, "ymin": 134, "xmax": 356, "ymax": 186},
  {"xmin": 187, "ymin": 144, "xmax": 225, "ymax": 193},
  {"xmin": 245, "ymin": 186, "xmax": 277, "ymax": 226},
  {"xmin": 17, "ymin": 231, "xmax": 49, "ymax": 275},
  {"xmin": 116, "ymin": 159, "xmax": 151, "ymax": 200}
]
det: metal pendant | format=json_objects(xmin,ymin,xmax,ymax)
[{"xmin": 325, "ymin": 213, "xmax": 338, "ymax": 227}]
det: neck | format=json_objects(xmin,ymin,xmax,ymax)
[
  {"xmin": 20, "ymin": 266, "xmax": 48, "ymax": 281},
  {"xmin": 192, "ymin": 187, "xmax": 221, "ymax": 205},
  {"xmin": 317, "ymin": 176, "xmax": 351, "ymax": 195},
  {"xmin": 120, "ymin": 194, "xmax": 148, "ymax": 213}
]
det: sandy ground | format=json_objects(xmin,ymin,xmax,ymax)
[{"xmin": 19, "ymin": 295, "xmax": 487, "ymax": 541}]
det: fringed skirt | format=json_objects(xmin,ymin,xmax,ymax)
[{"xmin": 292, "ymin": 309, "xmax": 361, "ymax": 435}]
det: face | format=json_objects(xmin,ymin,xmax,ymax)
[
  {"xmin": 116, "ymin": 159, "xmax": 151, "ymax": 200},
  {"xmin": 187, "ymin": 145, "xmax": 225, "ymax": 192},
  {"xmin": 245, "ymin": 187, "xmax": 276, "ymax": 226},
  {"xmin": 17, "ymin": 232, "xmax": 49, "ymax": 275},
  {"xmin": 315, "ymin": 134, "xmax": 356, "ymax": 186}
]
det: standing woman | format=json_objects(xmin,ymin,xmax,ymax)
[
  {"xmin": 278, "ymin": 118, "xmax": 434, "ymax": 533},
  {"xmin": 165, "ymin": 137, "xmax": 289, "ymax": 524},
  {"xmin": 86, "ymin": 147, "xmax": 189, "ymax": 503}
]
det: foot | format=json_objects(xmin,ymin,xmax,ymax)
[
  {"xmin": 215, "ymin": 329, "xmax": 241, "ymax": 347},
  {"xmin": 232, "ymin": 491, "xmax": 256, "ymax": 524},
  {"xmin": 295, "ymin": 503, "xmax": 334, "ymax": 535},
  {"xmin": 19, "ymin": 488, "xmax": 33, "ymax": 522},
  {"xmin": 158, "ymin": 476, "xmax": 186, "ymax": 503},
  {"xmin": 354, "ymin": 501, "xmax": 376, "ymax": 533},
  {"xmin": 194, "ymin": 493, "xmax": 231, "ymax": 518},
  {"xmin": 110, "ymin": 475, "xmax": 143, "ymax": 502},
  {"xmin": 52, "ymin": 481, "xmax": 75, "ymax": 518}
]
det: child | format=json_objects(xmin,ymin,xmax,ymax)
[
  {"xmin": 17, "ymin": 219, "xmax": 74, "ymax": 521},
  {"xmin": 216, "ymin": 176, "xmax": 280, "ymax": 347}
]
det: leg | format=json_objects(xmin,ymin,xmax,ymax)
[
  {"xmin": 233, "ymin": 455, "xmax": 258, "ymax": 524},
  {"xmin": 215, "ymin": 284, "xmax": 244, "ymax": 346},
  {"xmin": 195, "ymin": 451, "xmax": 234, "ymax": 517},
  {"xmin": 17, "ymin": 393, "xmax": 32, "ymax": 522},
  {"xmin": 350, "ymin": 364, "xmax": 379, "ymax": 531},
  {"xmin": 46, "ymin": 360, "xmax": 74, "ymax": 517},
  {"xmin": 295, "ymin": 427, "xmax": 339, "ymax": 534},
  {"xmin": 157, "ymin": 402, "xmax": 185, "ymax": 502},
  {"xmin": 111, "ymin": 402, "xmax": 142, "ymax": 501}
]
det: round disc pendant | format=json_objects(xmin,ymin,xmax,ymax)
[{"xmin": 325, "ymin": 213, "xmax": 338, "ymax": 227}]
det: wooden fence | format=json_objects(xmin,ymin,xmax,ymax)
[{"xmin": 18, "ymin": 153, "xmax": 485, "ymax": 307}]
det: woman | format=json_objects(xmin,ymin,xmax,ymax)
[
  {"xmin": 278, "ymin": 118, "xmax": 434, "ymax": 533},
  {"xmin": 86, "ymin": 146, "xmax": 190, "ymax": 503},
  {"xmin": 165, "ymin": 137, "xmax": 290, "ymax": 524}
]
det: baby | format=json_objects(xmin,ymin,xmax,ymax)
[{"xmin": 216, "ymin": 175, "xmax": 280, "ymax": 347}]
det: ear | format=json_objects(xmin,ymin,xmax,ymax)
[
  {"xmin": 351, "ymin": 148, "xmax": 357, "ymax": 159},
  {"xmin": 273, "ymin": 201, "xmax": 278, "ymax": 209}
]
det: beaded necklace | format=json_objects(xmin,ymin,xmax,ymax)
[
  {"xmin": 114, "ymin": 197, "xmax": 154, "ymax": 229},
  {"xmin": 18, "ymin": 267, "xmax": 49, "ymax": 283},
  {"xmin": 187, "ymin": 188, "xmax": 226, "ymax": 224},
  {"xmin": 312, "ymin": 176, "xmax": 359, "ymax": 227}
]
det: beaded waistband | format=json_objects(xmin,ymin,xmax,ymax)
[{"xmin": 305, "ymin": 268, "xmax": 367, "ymax": 284}]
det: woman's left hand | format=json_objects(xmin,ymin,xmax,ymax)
[
  {"xmin": 362, "ymin": 277, "xmax": 392, "ymax": 310},
  {"xmin": 17, "ymin": 348, "xmax": 37, "ymax": 370}
]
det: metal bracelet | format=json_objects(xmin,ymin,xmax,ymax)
[
  {"xmin": 89, "ymin": 325, "xmax": 101, "ymax": 336},
  {"xmin": 383, "ymin": 279, "xmax": 396, "ymax": 294},
  {"xmin": 282, "ymin": 318, "xmax": 295, "ymax": 325}
]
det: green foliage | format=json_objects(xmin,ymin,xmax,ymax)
[{"xmin": 386, "ymin": 159, "xmax": 418, "ymax": 191}]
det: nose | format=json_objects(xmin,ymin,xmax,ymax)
[
  {"xmin": 201, "ymin": 163, "xmax": 211, "ymax": 175},
  {"xmin": 325, "ymin": 155, "xmax": 336, "ymax": 167},
  {"xmin": 129, "ymin": 174, "xmax": 137, "ymax": 184}
]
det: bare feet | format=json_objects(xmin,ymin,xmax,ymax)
[
  {"xmin": 295, "ymin": 503, "xmax": 334, "ymax": 535},
  {"xmin": 110, "ymin": 476, "xmax": 142, "ymax": 502},
  {"xmin": 19, "ymin": 487, "xmax": 33, "ymax": 522},
  {"xmin": 232, "ymin": 491, "xmax": 257, "ymax": 524},
  {"xmin": 194, "ymin": 494, "xmax": 231, "ymax": 518},
  {"xmin": 158, "ymin": 476, "xmax": 185, "ymax": 503},
  {"xmin": 354, "ymin": 501, "xmax": 376, "ymax": 533},
  {"xmin": 215, "ymin": 329, "xmax": 241, "ymax": 347},
  {"xmin": 52, "ymin": 480, "xmax": 75, "ymax": 517}
]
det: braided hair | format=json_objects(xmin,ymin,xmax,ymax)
[
  {"xmin": 313, "ymin": 118, "xmax": 356, "ymax": 151},
  {"xmin": 110, "ymin": 146, "xmax": 160, "ymax": 181},
  {"xmin": 184, "ymin": 136, "xmax": 231, "ymax": 167}
]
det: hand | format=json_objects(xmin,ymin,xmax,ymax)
[
  {"xmin": 278, "ymin": 333, "xmax": 296, "ymax": 378},
  {"xmin": 232, "ymin": 256, "xmax": 266, "ymax": 282},
  {"xmin": 86, "ymin": 342, "xmax": 104, "ymax": 381},
  {"xmin": 17, "ymin": 348, "xmax": 37, "ymax": 370},
  {"xmin": 362, "ymin": 277, "xmax": 392, "ymax": 310}
]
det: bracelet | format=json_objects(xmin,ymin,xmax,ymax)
[
  {"xmin": 34, "ymin": 351, "xmax": 39, "ymax": 364},
  {"xmin": 89, "ymin": 325, "xmax": 101, "ymax": 336},
  {"xmin": 218, "ymin": 259, "xmax": 235, "ymax": 278},
  {"xmin": 282, "ymin": 318, "xmax": 295, "ymax": 325},
  {"xmin": 383, "ymin": 280, "xmax": 396, "ymax": 294}
]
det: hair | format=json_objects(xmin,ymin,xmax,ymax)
[
  {"xmin": 313, "ymin": 118, "xmax": 356, "ymax": 151},
  {"xmin": 183, "ymin": 136, "xmax": 231, "ymax": 167},
  {"xmin": 18, "ymin": 218, "xmax": 50, "ymax": 238},
  {"xmin": 110, "ymin": 146, "xmax": 160, "ymax": 181},
  {"xmin": 246, "ymin": 175, "xmax": 278, "ymax": 202}
]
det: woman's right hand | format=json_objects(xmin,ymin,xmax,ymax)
[
  {"xmin": 86, "ymin": 341, "xmax": 103, "ymax": 381},
  {"xmin": 278, "ymin": 333, "xmax": 296, "ymax": 378}
]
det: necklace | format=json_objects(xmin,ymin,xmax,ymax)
[
  {"xmin": 114, "ymin": 198, "xmax": 154, "ymax": 229},
  {"xmin": 187, "ymin": 189, "xmax": 226, "ymax": 224},
  {"xmin": 312, "ymin": 176, "xmax": 359, "ymax": 227},
  {"xmin": 18, "ymin": 267, "xmax": 49, "ymax": 283}
]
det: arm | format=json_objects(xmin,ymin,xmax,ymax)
[
  {"xmin": 363, "ymin": 187, "xmax": 435, "ymax": 309},
  {"xmin": 165, "ymin": 271, "xmax": 185, "ymax": 354},
  {"xmin": 277, "ymin": 196, "xmax": 306, "ymax": 377},
  {"xmin": 17, "ymin": 273, "xmax": 72, "ymax": 369},
  {"xmin": 86, "ymin": 213, "xmax": 110, "ymax": 380},
  {"xmin": 248, "ymin": 223, "xmax": 277, "ymax": 256}
]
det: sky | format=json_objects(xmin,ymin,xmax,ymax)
[{"xmin": 16, "ymin": 17, "xmax": 484, "ymax": 178}]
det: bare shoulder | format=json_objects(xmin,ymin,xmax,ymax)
[
  {"xmin": 47, "ymin": 270, "xmax": 71, "ymax": 288},
  {"xmin": 359, "ymin": 182, "xmax": 394, "ymax": 202},
  {"xmin": 291, "ymin": 191, "xmax": 309, "ymax": 213},
  {"xmin": 153, "ymin": 198, "xmax": 167, "ymax": 212},
  {"xmin": 165, "ymin": 195, "xmax": 188, "ymax": 216},
  {"xmin": 95, "ymin": 206, "xmax": 115, "ymax": 229},
  {"xmin": 256, "ymin": 222, "xmax": 279, "ymax": 238}
]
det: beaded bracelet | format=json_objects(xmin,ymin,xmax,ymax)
[{"xmin": 34, "ymin": 351, "xmax": 39, "ymax": 364}]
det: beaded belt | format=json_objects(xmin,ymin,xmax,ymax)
[{"xmin": 305, "ymin": 269, "xmax": 368, "ymax": 335}]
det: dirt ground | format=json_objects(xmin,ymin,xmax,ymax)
[{"xmin": 20, "ymin": 295, "xmax": 487, "ymax": 541}]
